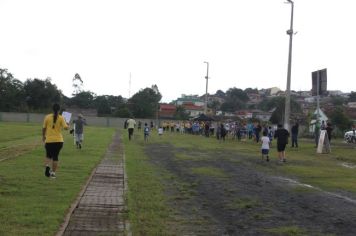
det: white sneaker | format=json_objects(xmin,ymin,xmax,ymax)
[{"xmin": 50, "ymin": 172, "xmax": 56, "ymax": 179}]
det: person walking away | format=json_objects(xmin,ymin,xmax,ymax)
[
  {"xmin": 261, "ymin": 131, "xmax": 270, "ymax": 162},
  {"xmin": 143, "ymin": 123, "xmax": 150, "ymax": 142},
  {"xmin": 268, "ymin": 126, "xmax": 274, "ymax": 147},
  {"xmin": 314, "ymin": 120, "xmax": 321, "ymax": 148},
  {"xmin": 274, "ymin": 124, "xmax": 289, "ymax": 163},
  {"xmin": 127, "ymin": 117, "xmax": 136, "ymax": 141},
  {"xmin": 255, "ymin": 123, "xmax": 262, "ymax": 143},
  {"xmin": 73, "ymin": 114, "xmax": 86, "ymax": 149},
  {"xmin": 220, "ymin": 124, "xmax": 227, "ymax": 142},
  {"xmin": 326, "ymin": 122, "xmax": 333, "ymax": 144},
  {"xmin": 204, "ymin": 122, "xmax": 210, "ymax": 137},
  {"xmin": 291, "ymin": 122, "xmax": 299, "ymax": 148},
  {"xmin": 42, "ymin": 103, "xmax": 69, "ymax": 178},
  {"xmin": 137, "ymin": 121, "xmax": 142, "ymax": 131}
]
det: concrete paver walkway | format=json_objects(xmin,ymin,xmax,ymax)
[{"xmin": 59, "ymin": 130, "xmax": 128, "ymax": 236}]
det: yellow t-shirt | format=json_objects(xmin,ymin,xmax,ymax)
[{"xmin": 43, "ymin": 114, "xmax": 68, "ymax": 143}]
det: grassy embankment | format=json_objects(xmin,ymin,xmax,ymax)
[{"xmin": 0, "ymin": 122, "xmax": 115, "ymax": 236}]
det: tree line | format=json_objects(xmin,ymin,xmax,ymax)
[
  {"xmin": 0, "ymin": 68, "xmax": 161, "ymax": 118},
  {"xmin": 1, "ymin": 67, "xmax": 355, "ymax": 130}
]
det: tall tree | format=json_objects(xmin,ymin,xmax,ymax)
[
  {"xmin": 23, "ymin": 78, "xmax": 62, "ymax": 111},
  {"xmin": 72, "ymin": 73, "xmax": 83, "ymax": 96},
  {"xmin": 330, "ymin": 107, "xmax": 352, "ymax": 132},
  {"xmin": 0, "ymin": 68, "xmax": 25, "ymax": 111},
  {"xmin": 70, "ymin": 91, "xmax": 96, "ymax": 108},
  {"xmin": 220, "ymin": 87, "xmax": 249, "ymax": 112},
  {"xmin": 128, "ymin": 85, "xmax": 162, "ymax": 118}
]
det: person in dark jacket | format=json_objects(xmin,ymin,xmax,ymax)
[
  {"xmin": 274, "ymin": 124, "xmax": 289, "ymax": 163},
  {"xmin": 291, "ymin": 122, "xmax": 299, "ymax": 148},
  {"xmin": 326, "ymin": 122, "xmax": 333, "ymax": 143}
]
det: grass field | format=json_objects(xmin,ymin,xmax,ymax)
[
  {"xmin": 0, "ymin": 122, "xmax": 115, "ymax": 236},
  {"xmin": 123, "ymin": 129, "xmax": 356, "ymax": 235},
  {"xmin": 1, "ymin": 122, "xmax": 356, "ymax": 235}
]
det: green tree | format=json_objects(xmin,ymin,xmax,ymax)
[
  {"xmin": 0, "ymin": 68, "xmax": 25, "ymax": 111},
  {"xmin": 244, "ymin": 87, "xmax": 258, "ymax": 94},
  {"xmin": 220, "ymin": 87, "xmax": 249, "ymax": 112},
  {"xmin": 330, "ymin": 96, "xmax": 346, "ymax": 106},
  {"xmin": 70, "ymin": 91, "xmax": 96, "ymax": 108},
  {"xmin": 260, "ymin": 97, "xmax": 302, "ymax": 124},
  {"xmin": 23, "ymin": 78, "xmax": 62, "ymax": 111},
  {"xmin": 330, "ymin": 107, "xmax": 352, "ymax": 132},
  {"xmin": 215, "ymin": 90, "xmax": 225, "ymax": 98},
  {"xmin": 128, "ymin": 85, "xmax": 162, "ymax": 118},
  {"xmin": 94, "ymin": 95, "xmax": 112, "ymax": 116}
]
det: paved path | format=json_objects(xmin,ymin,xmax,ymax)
[{"xmin": 59, "ymin": 130, "xmax": 129, "ymax": 236}]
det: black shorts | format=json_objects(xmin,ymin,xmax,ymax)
[
  {"xmin": 45, "ymin": 142, "xmax": 63, "ymax": 161},
  {"xmin": 128, "ymin": 128, "xmax": 134, "ymax": 135},
  {"xmin": 277, "ymin": 142, "xmax": 287, "ymax": 152}
]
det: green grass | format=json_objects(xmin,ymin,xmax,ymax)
[
  {"xmin": 123, "ymin": 133, "xmax": 170, "ymax": 235},
  {"xmin": 264, "ymin": 226, "xmax": 307, "ymax": 236},
  {"xmin": 0, "ymin": 122, "xmax": 115, "ymax": 236}
]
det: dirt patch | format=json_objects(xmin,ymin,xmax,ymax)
[
  {"xmin": 0, "ymin": 141, "xmax": 42, "ymax": 162},
  {"xmin": 145, "ymin": 143, "xmax": 356, "ymax": 236}
]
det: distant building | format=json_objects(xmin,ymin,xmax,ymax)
[
  {"xmin": 348, "ymin": 102, "xmax": 356, "ymax": 108},
  {"xmin": 329, "ymin": 90, "xmax": 343, "ymax": 96},
  {"xmin": 269, "ymin": 87, "xmax": 281, "ymax": 96},
  {"xmin": 236, "ymin": 110, "xmax": 253, "ymax": 119},
  {"xmin": 176, "ymin": 94, "xmax": 205, "ymax": 107},
  {"xmin": 159, "ymin": 104, "xmax": 176, "ymax": 119},
  {"xmin": 181, "ymin": 103, "xmax": 204, "ymax": 117}
]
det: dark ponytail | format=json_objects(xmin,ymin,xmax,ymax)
[{"xmin": 52, "ymin": 103, "xmax": 60, "ymax": 129}]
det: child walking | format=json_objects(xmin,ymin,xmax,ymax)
[
  {"xmin": 144, "ymin": 123, "xmax": 150, "ymax": 142},
  {"xmin": 261, "ymin": 131, "xmax": 270, "ymax": 162}
]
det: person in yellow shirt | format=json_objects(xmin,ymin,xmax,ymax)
[{"xmin": 42, "ymin": 103, "xmax": 69, "ymax": 178}]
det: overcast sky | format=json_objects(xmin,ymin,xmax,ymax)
[{"xmin": 1, "ymin": 0, "xmax": 355, "ymax": 102}]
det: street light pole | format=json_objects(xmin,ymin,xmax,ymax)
[
  {"xmin": 284, "ymin": 0, "xmax": 294, "ymax": 131},
  {"xmin": 204, "ymin": 61, "xmax": 209, "ymax": 114}
]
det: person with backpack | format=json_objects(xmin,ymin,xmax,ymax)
[{"xmin": 144, "ymin": 123, "xmax": 150, "ymax": 142}]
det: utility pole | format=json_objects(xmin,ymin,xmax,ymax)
[
  {"xmin": 204, "ymin": 61, "xmax": 209, "ymax": 114},
  {"xmin": 284, "ymin": 0, "xmax": 294, "ymax": 131}
]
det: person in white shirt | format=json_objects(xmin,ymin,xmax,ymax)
[
  {"xmin": 261, "ymin": 130, "xmax": 270, "ymax": 162},
  {"xmin": 126, "ymin": 118, "xmax": 136, "ymax": 141}
]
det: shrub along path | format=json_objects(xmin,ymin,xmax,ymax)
[{"xmin": 59, "ymin": 130, "xmax": 129, "ymax": 236}]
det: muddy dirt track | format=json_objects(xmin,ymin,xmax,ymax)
[{"xmin": 145, "ymin": 143, "xmax": 356, "ymax": 236}]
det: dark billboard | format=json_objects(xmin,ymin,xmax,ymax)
[{"xmin": 312, "ymin": 68, "xmax": 327, "ymax": 96}]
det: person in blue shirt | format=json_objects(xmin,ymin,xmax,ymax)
[{"xmin": 143, "ymin": 123, "xmax": 150, "ymax": 142}]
